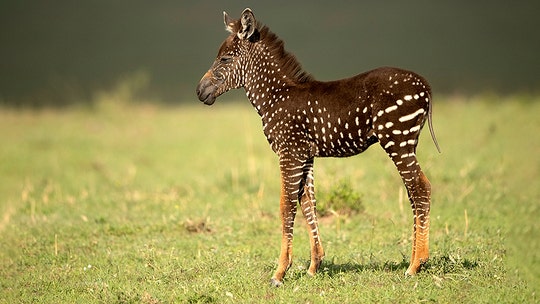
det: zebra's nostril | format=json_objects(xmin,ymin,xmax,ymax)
[
  {"xmin": 196, "ymin": 78, "xmax": 211, "ymax": 97},
  {"xmin": 195, "ymin": 83, "xmax": 204, "ymax": 99}
]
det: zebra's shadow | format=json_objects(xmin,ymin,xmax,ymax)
[
  {"xmin": 290, "ymin": 254, "xmax": 478, "ymax": 279},
  {"xmin": 285, "ymin": 258, "xmax": 409, "ymax": 281},
  {"xmin": 320, "ymin": 259, "xmax": 410, "ymax": 277}
]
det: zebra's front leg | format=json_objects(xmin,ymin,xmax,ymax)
[
  {"xmin": 299, "ymin": 158, "xmax": 324, "ymax": 276},
  {"xmin": 270, "ymin": 157, "xmax": 303, "ymax": 287}
]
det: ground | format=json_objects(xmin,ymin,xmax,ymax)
[{"xmin": 0, "ymin": 95, "xmax": 538, "ymax": 303}]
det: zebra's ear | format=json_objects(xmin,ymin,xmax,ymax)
[
  {"xmin": 223, "ymin": 11, "xmax": 235, "ymax": 33},
  {"xmin": 238, "ymin": 8, "xmax": 257, "ymax": 40}
]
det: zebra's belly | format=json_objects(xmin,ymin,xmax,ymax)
[{"xmin": 309, "ymin": 132, "xmax": 379, "ymax": 158}]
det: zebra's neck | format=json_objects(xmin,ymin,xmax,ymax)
[
  {"xmin": 243, "ymin": 74, "xmax": 291, "ymax": 117},
  {"xmin": 240, "ymin": 32, "xmax": 312, "ymax": 116}
]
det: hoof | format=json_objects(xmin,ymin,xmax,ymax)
[
  {"xmin": 405, "ymin": 259, "xmax": 427, "ymax": 276},
  {"xmin": 270, "ymin": 278, "xmax": 283, "ymax": 287},
  {"xmin": 404, "ymin": 268, "xmax": 416, "ymax": 276}
]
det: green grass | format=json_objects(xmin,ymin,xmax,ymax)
[{"xmin": 0, "ymin": 95, "xmax": 538, "ymax": 303}]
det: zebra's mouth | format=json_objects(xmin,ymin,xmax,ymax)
[
  {"xmin": 198, "ymin": 91, "xmax": 216, "ymax": 105},
  {"xmin": 196, "ymin": 79, "xmax": 217, "ymax": 105}
]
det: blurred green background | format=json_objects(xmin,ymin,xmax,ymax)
[{"xmin": 1, "ymin": 1, "xmax": 539, "ymax": 106}]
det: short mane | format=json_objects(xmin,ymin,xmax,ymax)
[{"xmin": 258, "ymin": 26, "xmax": 315, "ymax": 83}]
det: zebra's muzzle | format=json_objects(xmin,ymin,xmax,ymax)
[{"xmin": 196, "ymin": 77, "xmax": 217, "ymax": 105}]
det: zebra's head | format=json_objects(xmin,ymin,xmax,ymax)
[{"xmin": 196, "ymin": 8, "xmax": 259, "ymax": 105}]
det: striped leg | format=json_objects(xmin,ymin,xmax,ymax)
[
  {"xmin": 404, "ymin": 168, "xmax": 431, "ymax": 275},
  {"xmin": 385, "ymin": 147, "xmax": 431, "ymax": 275},
  {"xmin": 270, "ymin": 156, "xmax": 304, "ymax": 287},
  {"xmin": 298, "ymin": 158, "xmax": 325, "ymax": 276}
]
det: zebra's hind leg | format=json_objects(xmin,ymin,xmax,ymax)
[
  {"xmin": 404, "ymin": 167, "xmax": 431, "ymax": 275},
  {"xmin": 385, "ymin": 146, "xmax": 431, "ymax": 275}
]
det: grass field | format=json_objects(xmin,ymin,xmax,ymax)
[{"xmin": 0, "ymin": 94, "xmax": 538, "ymax": 303}]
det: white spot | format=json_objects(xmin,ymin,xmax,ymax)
[
  {"xmin": 384, "ymin": 141, "xmax": 395, "ymax": 149},
  {"xmin": 385, "ymin": 122, "xmax": 394, "ymax": 128},
  {"xmin": 385, "ymin": 105, "xmax": 398, "ymax": 113},
  {"xmin": 404, "ymin": 95, "xmax": 413, "ymax": 101},
  {"xmin": 396, "ymin": 99, "xmax": 403, "ymax": 105},
  {"xmin": 401, "ymin": 152, "xmax": 416, "ymax": 158},
  {"xmin": 399, "ymin": 109, "xmax": 425, "ymax": 122}
]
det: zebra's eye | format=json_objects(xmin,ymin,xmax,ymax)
[{"xmin": 220, "ymin": 56, "xmax": 233, "ymax": 63}]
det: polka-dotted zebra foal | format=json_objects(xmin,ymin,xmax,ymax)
[{"xmin": 197, "ymin": 8, "xmax": 441, "ymax": 287}]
